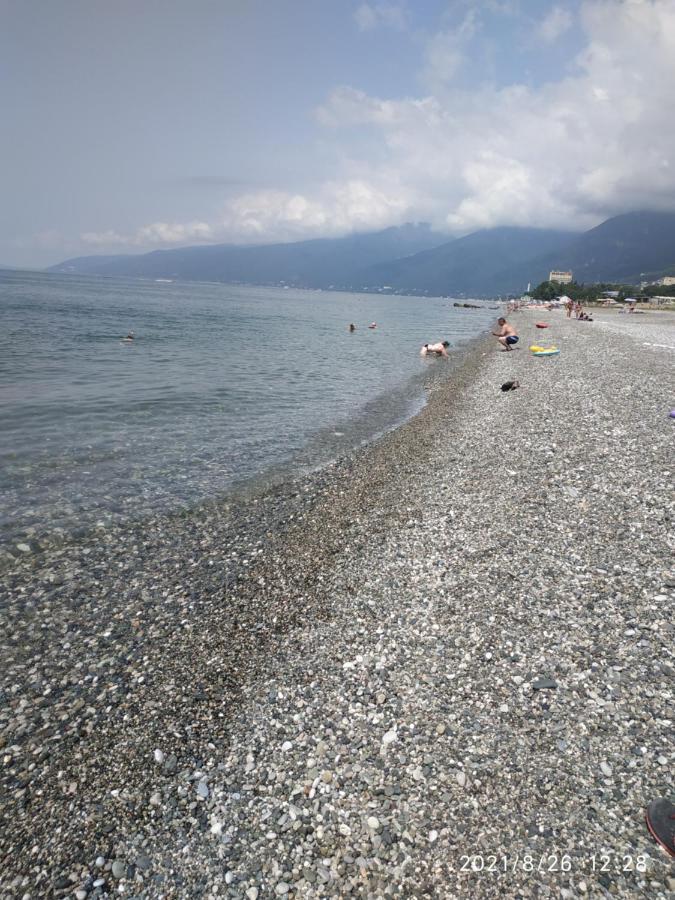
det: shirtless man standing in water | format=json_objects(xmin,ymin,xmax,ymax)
[{"xmin": 493, "ymin": 318, "xmax": 519, "ymax": 351}]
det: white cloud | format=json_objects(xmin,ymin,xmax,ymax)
[
  {"xmin": 313, "ymin": 0, "xmax": 675, "ymax": 235},
  {"xmin": 421, "ymin": 11, "xmax": 479, "ymax": 88},
  {"xmin": 135, "ymin": 221, "xmax": 213, "ymax": 244},
  {"xmin": 354, "ymin": 2, "xmax": 408, "ymax": 32},
  {"xmin": 81, "ymin": 229, "xmax": 129, "ymax": 247},
  {"xmin": 77, "ymin": 185, "xmax": 410, "ymax": 250},
  {"xmin": 81, "ymin": 221, "xmax": 213, "ymax": 249},
  {"xmin": 316, "ymin": 87, "xmax": 441, "ymax": 128},
  {"xmin": 220, "ymin": 181, "xmax": 411, "ymax": 241},
  {"xmin": 78, "ymin": 0, "xmax": 675, "ymax": 252},
  {"xmin": 536, "ymin": 6, "xmax": 574, "ymax": 43}
]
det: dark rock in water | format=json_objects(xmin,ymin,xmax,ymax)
[{"xmin": 532, "ymin": 677, "xmax": 558, "ymax": 690}]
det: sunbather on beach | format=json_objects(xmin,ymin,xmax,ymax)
[
  {"xmin": 493, "ymin": 318, "xmax": 519, "ymax": 351},
  {"xmin": 420, "ymin": 341, "xmax": 450, "ymax": 357}
]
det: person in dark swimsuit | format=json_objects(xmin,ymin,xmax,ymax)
[{"xmin": 493, "ymin": 318, "xmax": 519, "ymax": 351}]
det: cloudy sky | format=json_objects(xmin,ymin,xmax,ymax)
[{"xmin": 3, "ymin": 0, "xmax": 675, "ymax": 266}]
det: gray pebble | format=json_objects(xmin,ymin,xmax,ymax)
[{"xmin": 112, "ymin": 860, "xmax": 125, "ymax": 880}]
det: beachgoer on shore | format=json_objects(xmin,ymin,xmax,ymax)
[
  {"xmin": 493, "ymin": 318, "xmax": 519, "ymax": 351},
  {"xmin": 565, "ymin": 299, "xmax": 573, "ymax": 318},
  {"xmin": 501, "ymin": 380, "xmax": 520, "ymax": 392},
  {"xmin": 420, "ymin": 341, "xmax": 450, "ymax": 358}
]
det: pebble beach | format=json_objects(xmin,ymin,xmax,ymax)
[{"xmin": 1, "ymin": 309, "xmax": 674, "ymax": 899}]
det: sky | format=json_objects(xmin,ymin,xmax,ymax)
[{"xmin": 2, "ymin": 0, "xmax": 675, "ymax": 267}]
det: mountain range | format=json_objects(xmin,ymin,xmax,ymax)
[
  {"xmin": 49, "ymin": 224, "xmax": 443, "ymax": 287},
  {"xmin": 49, "ymin": 211, "xmax": 675, "ymax": 296}
]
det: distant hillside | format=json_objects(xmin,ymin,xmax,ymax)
[
  {"xmin": 491, "ymin": 210, "xmax": 675, "ymax": 290},
  {"xmin": 356, "ymin": 227, "xmax": 577, "ymax": 295},
  {"xmin": 48, "ymin": 224, "xmax": 447, "ymax": 287},
  {"xmin": 357, "ymin": 211, "xmax": 675, "ymax": 294},
  {"xmin": 562, "ymin": 210, "xmax": 675, "ymax": 282},
  {"xmin": 48, "ymin": 210, "xmax": 675, "ymax": 295}
]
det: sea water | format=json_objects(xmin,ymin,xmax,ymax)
[{"xmin": 0, "ymin": 270, "xmax": 497, "ymax": 547}]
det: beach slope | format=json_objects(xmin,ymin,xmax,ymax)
[{"xmin": 1, "ymin": 310, "xmax": 673, "ymax": 898}]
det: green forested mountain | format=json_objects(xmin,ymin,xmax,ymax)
[
  {"xmin": 488, "ymin": 211, "xmax": 675, "ymax": 291},
  {"xmin": 48, "ymin": 225, "xmax": 446, "ymax": 287},
  {"xmin": 49, "ymin": 211, "xmax": 675, "ymax": 295},
  {"xmin": 355, "ymin": 227, "xmax": 575, "ymax": 295}
]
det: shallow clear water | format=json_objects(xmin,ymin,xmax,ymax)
[{"xmin": 0, "ymin": 270, "xmax": 497, "ymax": 546}]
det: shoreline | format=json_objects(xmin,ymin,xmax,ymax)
[
  {"xmin": 0, "ymin": 301, "xmax": 495, "ymax": 568},
  {"xmin": 1, "ymin": 310, "xmax": 674, "ymax": 898},
  {"xmin": 0, "ymin": 323, "xmax": 491, "ymax": 571}
]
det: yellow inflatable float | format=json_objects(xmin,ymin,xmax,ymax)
[{"xmin": 529, "ymin": 345, "xmax": 560, "ymax": 356}]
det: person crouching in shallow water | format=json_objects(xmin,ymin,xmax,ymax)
[
  {"xmin": 420, "ymin": 341, "xmax": 450, "ymax": 358},
  {"xmin": 493, "ymin": 318, "xmax": 519, "ymax": 351}
]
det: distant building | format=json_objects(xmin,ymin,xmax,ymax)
[
  {"xmin": 549, "ymin": 270, "xmax": 573, "ymax": 284},
  {"xmin": 651, "ymin": 295, "xmax": 675, "ymax": 305},
  {"xmin": 655, "ymin": 275, "xmax": 675, "ymax": 286}
]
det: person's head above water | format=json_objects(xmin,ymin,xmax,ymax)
[
  {"xmin": 442, "ymin": 341, "xmax": 450, "ymax": 348},
  {"xmin": 497, "ymin": 317, "xmax": 506, "ymax": 325}
]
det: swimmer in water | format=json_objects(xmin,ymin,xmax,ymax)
[
  {"xmin": 368, "ymin": 322, "xmax": 377, "ymax": 329},
  {"xmin": 420, "ymin": 341, "xmax": 450, "ymax": 358},
  {"xmin": 348, "ymin": 323, "xmax": 356, "ymax": 332},
  {"xmin": 122, "ymin": 331, "xmax": 135, "ymax": 343}
]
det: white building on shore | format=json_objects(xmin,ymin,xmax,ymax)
[{"xmin": 549, "ymin": 270, "xmax": 573, "ymax": 284}]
